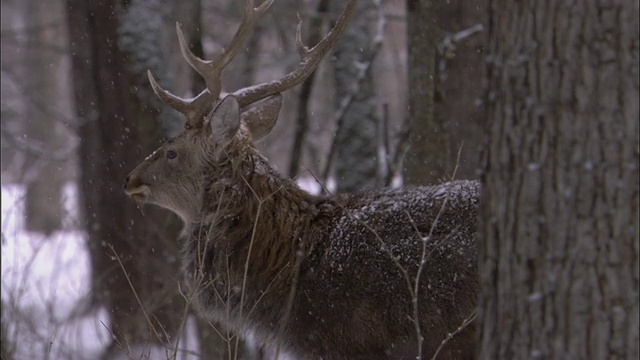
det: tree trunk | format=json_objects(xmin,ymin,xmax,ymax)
[
  {"xmin": 288, "ymin": 0, "xmax": 329, "ymax": 179},
  {"xmin": 66, "ymin": 0, "xmax": 183, "ymax": 356},
  {"xmin": 436, "ymin": 0, "xmax": 487, "ymax": 180},
  {"xmin": 479, "ymin": 1, "xmax": 639, "ymax": 358},
  {"xmin": 22, "ymin": 0, "xmax": 69, "ymax": 235},
  {"xmin": 404, "ymin": 0, "xmax": 447, "ymax": 185},
  {"xmin": 331, "ymin": 0, "xmax": 378, "ymax": 193}
]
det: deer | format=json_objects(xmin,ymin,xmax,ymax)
[{"xmin": 123, "ymin": 0, "xmax": 479, "ymax": 359}]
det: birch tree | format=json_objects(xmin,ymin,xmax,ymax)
[{"xmin": 330, "ymin": 0, "xmax": 379, "ymax": 193}]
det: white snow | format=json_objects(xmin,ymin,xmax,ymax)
[
  {"xmin": 294, "ymin": 175, "xmax": 336, "ymax": 195},
  {"xmin": 1, "ymin": 184, "xmax": 109, "ymax": 359},
  {"xmin": 1, "ymin": 183, "xmax": 200, "ymax": 360}
]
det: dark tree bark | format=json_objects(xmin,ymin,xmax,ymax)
[
  {"xmin": 436, "ymin": 0, "xmax": 487, "ymax": 180},
  {"xmin": 404, "ymin": 0, "xmax": 487, "ymax": 185},
  {"xmin": 66, "ymin": 0, "xmax": 183, "ymax": 356},
  {"xmin": 403, "ymin": 0, "xmax": 446, "ymax": 185},
  {"xmin": 331, "ymin": 0, "xmax": 378, "ymax": 193},
  {"xmin": 22, "ymin": 0, "xmax": 70, "ymax": 235},
  {"xmin": 479, "ymin": 1, "xmax": 639, "ymax": 358}
]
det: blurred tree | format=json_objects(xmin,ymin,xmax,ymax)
[
  {"xmin": 65, "ymin": 0, "xmax": 183, "ymax": 357},
  {"xmin": 479, "ymin": 1, "xmax": 639, "ymax": 358},
  {"xmin": 436, "ymin": 0, "xmax": 486, "ymax": 180},
  {"xmin": 288, "ymin": 0, "xmax": 329, "ymax": 179},
  {"xmin": 403, "ymin": 0, "xmax": 445, "ymax": 185},
  {"xmin": 330, "ymin": 0, "xmax": 379, "ymax": 193},
  {"xmin": 403, "ymin": 0, "xmax": 486, "ymax": 185},
  {"xmin": 22, "ymin": 0, "xmax": 64, "ymax": 234},
  {"xmin": 1, "ymin": 0, "xmax": 75, "ymax": 234}
]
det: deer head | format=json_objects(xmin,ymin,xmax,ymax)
[{"xmin": 124, "ymin": 0, "xmax": 357, "ymax": 223}]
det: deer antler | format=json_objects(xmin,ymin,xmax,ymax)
[
  {"xmin": 149, "ymin": 0, "xmax": 357, "ymax": 129},
  {"xmin": 148, "ymin": 0, "xmax": 275, "ymax": 129},
  {"xmin": 233, "ymin": 0, "xmax": 358, "ymax": 108}
]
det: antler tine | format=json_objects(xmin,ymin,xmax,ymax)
[
  {"xmin": 175, "ymin": 0, "xmax": 275, "ymax": 101},
  {"xmin": 147, "ymin": 70, "xmax": 215, "ymax": 129},
  {"xmin": 215, "ymin": 0, "xmax": 275, "ymax": 75},
  {"xmin": 149, "ymin": 0, "xmax": 274, "ymax": 129},
  {"xmin": 233, "ymin": 0, "xmax": 358, "ymax": 108}
]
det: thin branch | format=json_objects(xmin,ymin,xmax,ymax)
[
  {"xmin": 430, "ymin": 309, "xmax": 477, "ymax": 360},
  {"xmin": 272, "ymin": 237, "xmax": 304, "ymax": 360},
  {"xmin": 107, "ymin": 244, "xmax": 167, "ymax": 348},
  {"xmin": 438, "ymin": 23, "xmax": 484, "ymax": 56}
]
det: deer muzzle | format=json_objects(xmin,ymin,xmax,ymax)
[{"xmin": 124, "ymin": 174, "xmax": 151, "ymax": 203}]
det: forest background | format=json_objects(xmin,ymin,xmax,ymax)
[{"xmin": 1, "ymin": 0, "xmax": 637, "ymax": 359}]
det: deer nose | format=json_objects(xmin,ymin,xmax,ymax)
[{"xmin": 123, "ymin": 175, "xmax": 129, "ymax": 190}]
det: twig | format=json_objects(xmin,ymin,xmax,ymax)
[
  {"xmin": 100, "ymin": 320, "xmax": 135, "ymax": 360},
  {"xmin": 234, "ymin": 197, "xmax": 263, "ymax": 359},
  {"xmin": 438, "ymin": 23, "xmax": 484, "ymax": 57},
  {"xmin": 235, "ymin": 177, "xmax": 289, "ymax": 359},
  {"xmin": 169, "ymin": 276, "xmax": 201, "ymax": 360},
  {"xmin": 403, "ymin": 142, "xmax": 469, "ymax": 357},
  {"xmin": 107, "ymin": 244, "xmax": 167, "ymax": 348},
  {"xmin": 430, "ymin": 309, "xmax": 477, "ymax": 360}
]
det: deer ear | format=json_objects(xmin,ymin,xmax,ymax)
[
  {"xmin": 241, "ymin": 93, "xmax": 282, "ymax": 142},
  {"xmin": 208, "ymin": 95, "xmax": 240, "ymax": 143}
]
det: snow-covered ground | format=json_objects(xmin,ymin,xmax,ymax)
[
  {"xmin": 1, "ymin": 184, "xmax": 116, "ymax": 359},
  {"xmin": 1, "ymin": 184, "xmax": 203, "ymax": 360}
]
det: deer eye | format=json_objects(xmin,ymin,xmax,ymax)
[{"xmin": 166, "ymin": 149, "xmax": 177, "ymax": 159}]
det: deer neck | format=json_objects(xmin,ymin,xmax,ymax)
[
  {"xmin": 188, "ymin": 145, "xmax": 318, "ymax": 288},
  {"xmin": 197, "ymin": 144, "xmax": 317, "ymax": 231}
]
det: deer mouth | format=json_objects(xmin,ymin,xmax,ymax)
[
  {"xmin": 130, "ymin": 192, "xmax": 149, "ymax": 203},
  {"xmin": 124, "ymin": 184, "xmax": 151, "ymax": 203}
]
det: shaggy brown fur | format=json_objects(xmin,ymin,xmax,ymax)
[{"xmin": 125, "ymin": 96, "xmax": 479, "ymax": 359}]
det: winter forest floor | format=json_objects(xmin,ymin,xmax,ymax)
[{"xmin": 1, "ymin": 184, "xmax": 201, "ymax": 360}]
